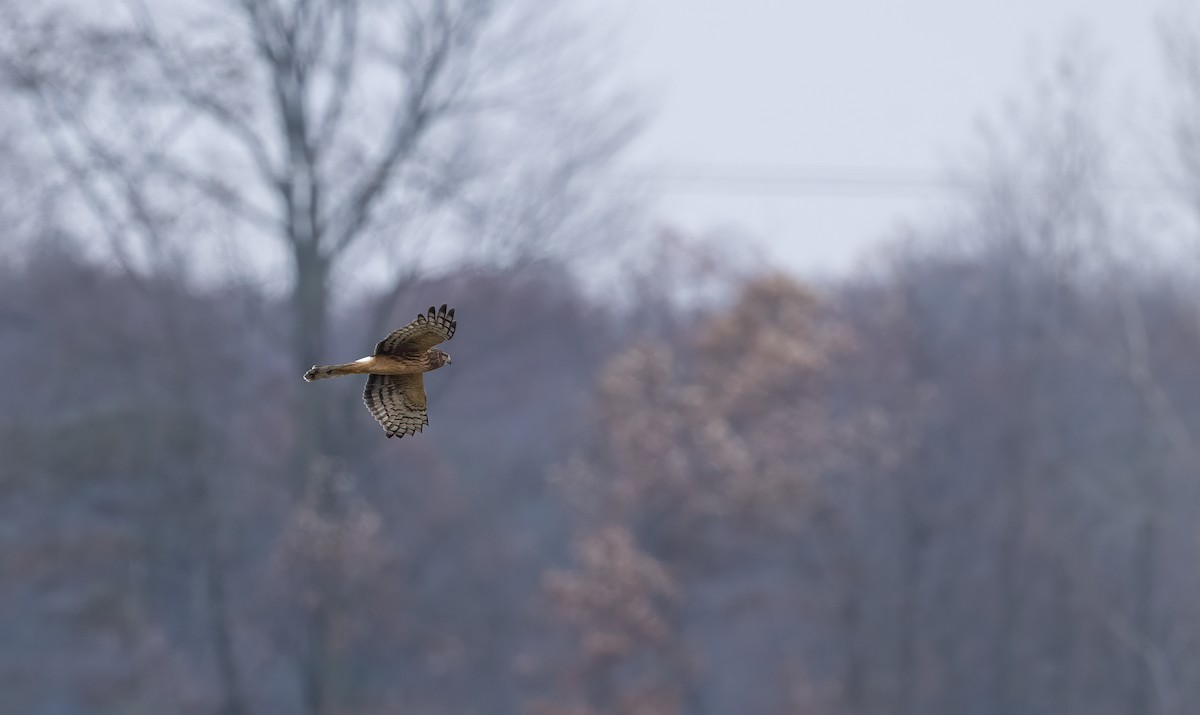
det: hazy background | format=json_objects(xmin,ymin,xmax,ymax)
[
  {"xmin": 612, "ymin": 0, "xmax": 1176, "ymax": 272},
  {"xmin": 5, "ymin": 1, "xmax": 1200, "ymax": 714}
]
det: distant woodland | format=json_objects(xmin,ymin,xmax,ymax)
[{"xmin": 5, "ymin": 2, "xmax": 1200, "ymax": 714}]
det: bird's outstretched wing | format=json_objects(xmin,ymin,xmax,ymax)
[
  {"xmin": 363, "ymin": 373, "xmax": 428, "ymax": 438},
  {"xmin": 374, "ymin": 304, "xmax": 456, "ymax": 356}
]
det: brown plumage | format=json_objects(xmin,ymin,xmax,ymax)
[{"xmin": 304, "ymin": 304, "xmax": 456, "ymax": 438}]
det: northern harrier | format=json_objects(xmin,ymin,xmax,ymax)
[{"xmin": 304, "ymin": 304, "xmax": 456, "ymax": 438}]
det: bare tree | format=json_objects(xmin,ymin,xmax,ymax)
[
  {"xmin": 0, "ymin": 0, "xmax": 635, "ymax": 464},
  {"xmin": 0, "ymin": 3, "xmax": 636, "ymax": 714}
]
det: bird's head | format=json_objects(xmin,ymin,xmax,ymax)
[{"xmin": 428, "ymin": 348, "xmax": 452, "ymax": 370}]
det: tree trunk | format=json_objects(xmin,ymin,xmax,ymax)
[
  {"xmin": 206, "ymin": 541, "xmax": 247, "ymax": 715},
  {"xmin": 894, "ymin": 476, "xmax": 926, "ymax": 715},
  {"xmin": 292, "ymin": 240, "xmax": 330, "ymax": 481},
  {"xmin": 301, "ymin": 602, "xmax": 333, "ymax": 715},
  {"xmin": 1128, "ymin": 461, "xmax": 1161, "ymax": 715}
]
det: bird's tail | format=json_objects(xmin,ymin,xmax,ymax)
[{"xmin": 303, "ymin": 362, "xmax": 359, "ymax": 382}]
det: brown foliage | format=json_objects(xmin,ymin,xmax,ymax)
[{"xmin": 542, "ymin": 274, "xmax": 870, "ymax": 714}]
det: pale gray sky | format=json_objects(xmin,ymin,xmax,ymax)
[{"xmin": 596, "ymin": 0, "xmax": 1176, "ymax": 274}]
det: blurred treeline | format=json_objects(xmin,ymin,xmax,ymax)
[{"xmin": 6, "ymin": 2, "xmax": 1200, "ymax": 715}]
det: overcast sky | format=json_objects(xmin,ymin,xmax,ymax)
[{"xmin": 593, "ymin": 0, "xmax": 1176, "ymax": 275}]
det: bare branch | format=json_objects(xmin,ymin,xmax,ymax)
[
  {"xmin": 34, "ymin": 105, "xmax": 146, "ymax": 280},
  {"xmin": 126, "ymin": 0, "xmax": 283, "ymax": 190},
  {"xmin": 326, "ymin": 7, "xmax": 456, "ymax": 253},
  {"xmin": 1115, "ymin": 277, "xmax": 1199, "ymax": 468},
  {"xmin": 314, "ymin": 0, "xmax": 357, "ymax": 151},
  {"xmin": 149, "ymin": 160, "xmax": 280, "ymax": 231},
  {"xmin": 237, "ymin": 0, "xmax": 287, "ymax": 68}
]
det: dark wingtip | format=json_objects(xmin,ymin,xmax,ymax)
[{"xmin": 447, "ymin": 307, "xmax": 455, "ymax": 320}]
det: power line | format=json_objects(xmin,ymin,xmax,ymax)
[
  {"xmin": 619, "ymin": 163, "xmax": 1172, "ymax": 200},
  {"xmin": 627, "ymin": 164, "xmax": 958, "ymax": 197}
]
